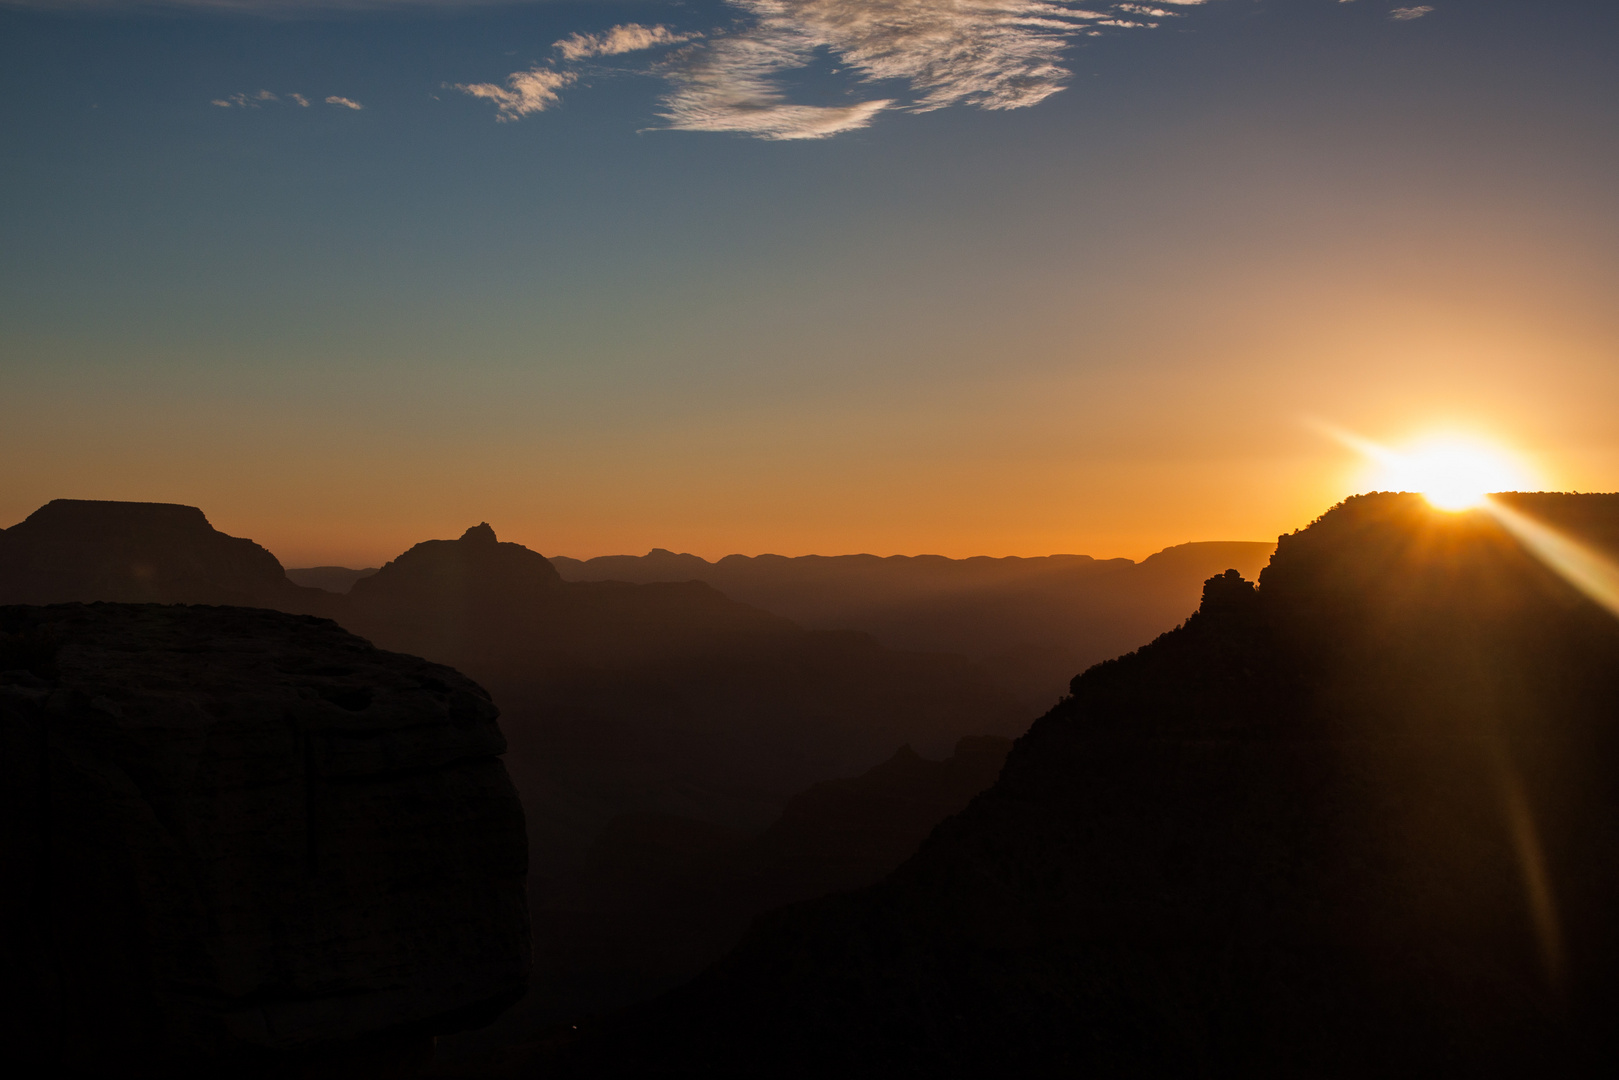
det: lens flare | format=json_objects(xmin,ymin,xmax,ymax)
[
  {"xmin": 1315, "ymin": 421, "xmax": 1619, "ymax": 619},
  {"xmin": 1372, "ymin": 436, "xmax": 1535, "ymax": 512},
  {"xmin": 1485, "ymin": 498, "xmax": 1619, "ymax": 621},
  {"xmin": 1310, "ymin": 422, "xmax": 1538, "ymax": 512}
]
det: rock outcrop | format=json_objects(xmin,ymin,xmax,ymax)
[
  {"xmin": 0, "ymin": 499, "xmax": 331, "ymax": 613},
  {"xmin": 0, "ymin": 603, "xmax": 529, "ymax": 1076},
  {"xmin": 549, "ymin": 493, "xmax": 1619, "ymax": 1077}
]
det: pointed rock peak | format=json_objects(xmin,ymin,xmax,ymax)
[
  {"xmin": 648, "ymin": 548, "xmax": 677, "ymax": 557},
  {"xmin": 460, "ymin": 522, "xmax": 498, "ymax": 545}
]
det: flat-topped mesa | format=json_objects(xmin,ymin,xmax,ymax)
[
  {"xmin": 0, "ymin": 603, "xmax": 530, "ymax": 1075},
  {"xmin": 0, "ymin": 498, "xmax": 329, "ymax": 612}
]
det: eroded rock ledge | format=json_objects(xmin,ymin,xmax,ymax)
[{"xmin": 0, "ymin": 603, "xmax": 529, "ymax": 1076}]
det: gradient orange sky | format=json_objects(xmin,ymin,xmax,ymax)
[{"xmin": 3, "ymin": 2, "xmax": 1615, "ymax": 567}]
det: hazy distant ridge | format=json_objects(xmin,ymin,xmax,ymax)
[{"xmin": 552, "ymin": 542, "xmax": 1275, "ymax": 708}]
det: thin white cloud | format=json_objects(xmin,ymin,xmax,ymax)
[
  {"xmin": 211, "ymin": 89, "xmax": 362, "ymax": 109},
  {"xmin": 211, "ymin": 89, "xmax": 279, "ymax": 107},
  {"xmin": 455, "ymin": 67, "xmax": 575, "ymax": 121},
  {"xmin": 555, "ymin": 24, "xmax": 700, "ymax": 62},
  {"xmin": 1389, "ymin": 5, "xmax": 1433, "ymax": 19},
  {"xmin": 446, "ymin": 1, "xmax": 1217, "ymax": 139},
  {"xmin": 654, "ymin": 0, "xmax": 1196, "ymax": 140}
]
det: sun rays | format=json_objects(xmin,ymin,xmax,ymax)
[
  {"xmin": 1318, "ymin": 425, "xmax": 1539, "ymax": 513},
  {"xmin": 1317, "ymin": 420, "xmax": 1619, "ymax": 619}
]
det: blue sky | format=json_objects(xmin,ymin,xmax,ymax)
[{"xmin": 3, "ymin": 1, "xmax": 1617, "ymax": 565}]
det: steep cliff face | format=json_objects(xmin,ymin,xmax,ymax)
[
  {"xmin": 556, "ymin": 494, "xmax": 1619, "ymax": 1077},
  {"xmin": 0, "ymin": 500, "xmax": 330, "ymax": 613},
  {"xmin": 0, "ymin": 604, "xmax": 530, "ymax": 1076}
]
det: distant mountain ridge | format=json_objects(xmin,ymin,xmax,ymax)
[
  {"xmin": 286, "ymin": 565, "xmax": 378, "ymax": 594},
  {"xmin": 551, "ymin": 541, "xmax": 1274, "ymax": 708}
]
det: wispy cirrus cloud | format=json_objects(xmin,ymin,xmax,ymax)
[
  {"xmin": 1389, "ymin": 5, "xmax": 1433, "ymax": 19},
  {"xmin": 654, "ymin": 0, "xmax": 1209, "ymax": 140},
  {"xmin": 453, "ymin": 24, "xmax": 696, "ymax": 119},
  {"xmin": 212, "ymin": 89, "xmax": 364, "ymax": 109},
  {"xmin": 554, "ymin": 23, "xmax": 701, "ymax": 62},
  {"xmin": 454, "ymin": 1, "xmax": 1214, "ymax": 139},
  {"xmin": 454, "ymin": 67, "xmax": 576, "ymax": 121},
  {"xmin": 212, "ymin": 89, "xmax": 279, "ymax": 107}
]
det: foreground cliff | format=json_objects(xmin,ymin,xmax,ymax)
[
  {"xmin": 551, "ymin": 493, "xmax": 1619, "ymax": 1077},
  {"xmin": 0, "ymin": 604, "xmax": 530, "ymax": 1075}
]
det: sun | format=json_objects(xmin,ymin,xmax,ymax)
[{"xmin": 1369, "ymin": 435, "xmax": 1535, "ymax": 512}]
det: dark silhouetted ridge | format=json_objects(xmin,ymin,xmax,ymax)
[{"xmin": 548, "ymin": 493, "xmax": 1619, "ymax": 1078}]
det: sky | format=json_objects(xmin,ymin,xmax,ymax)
[{"xmin": 2, "ymin": 0, "xmax": 1616, "ymax": 567}]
